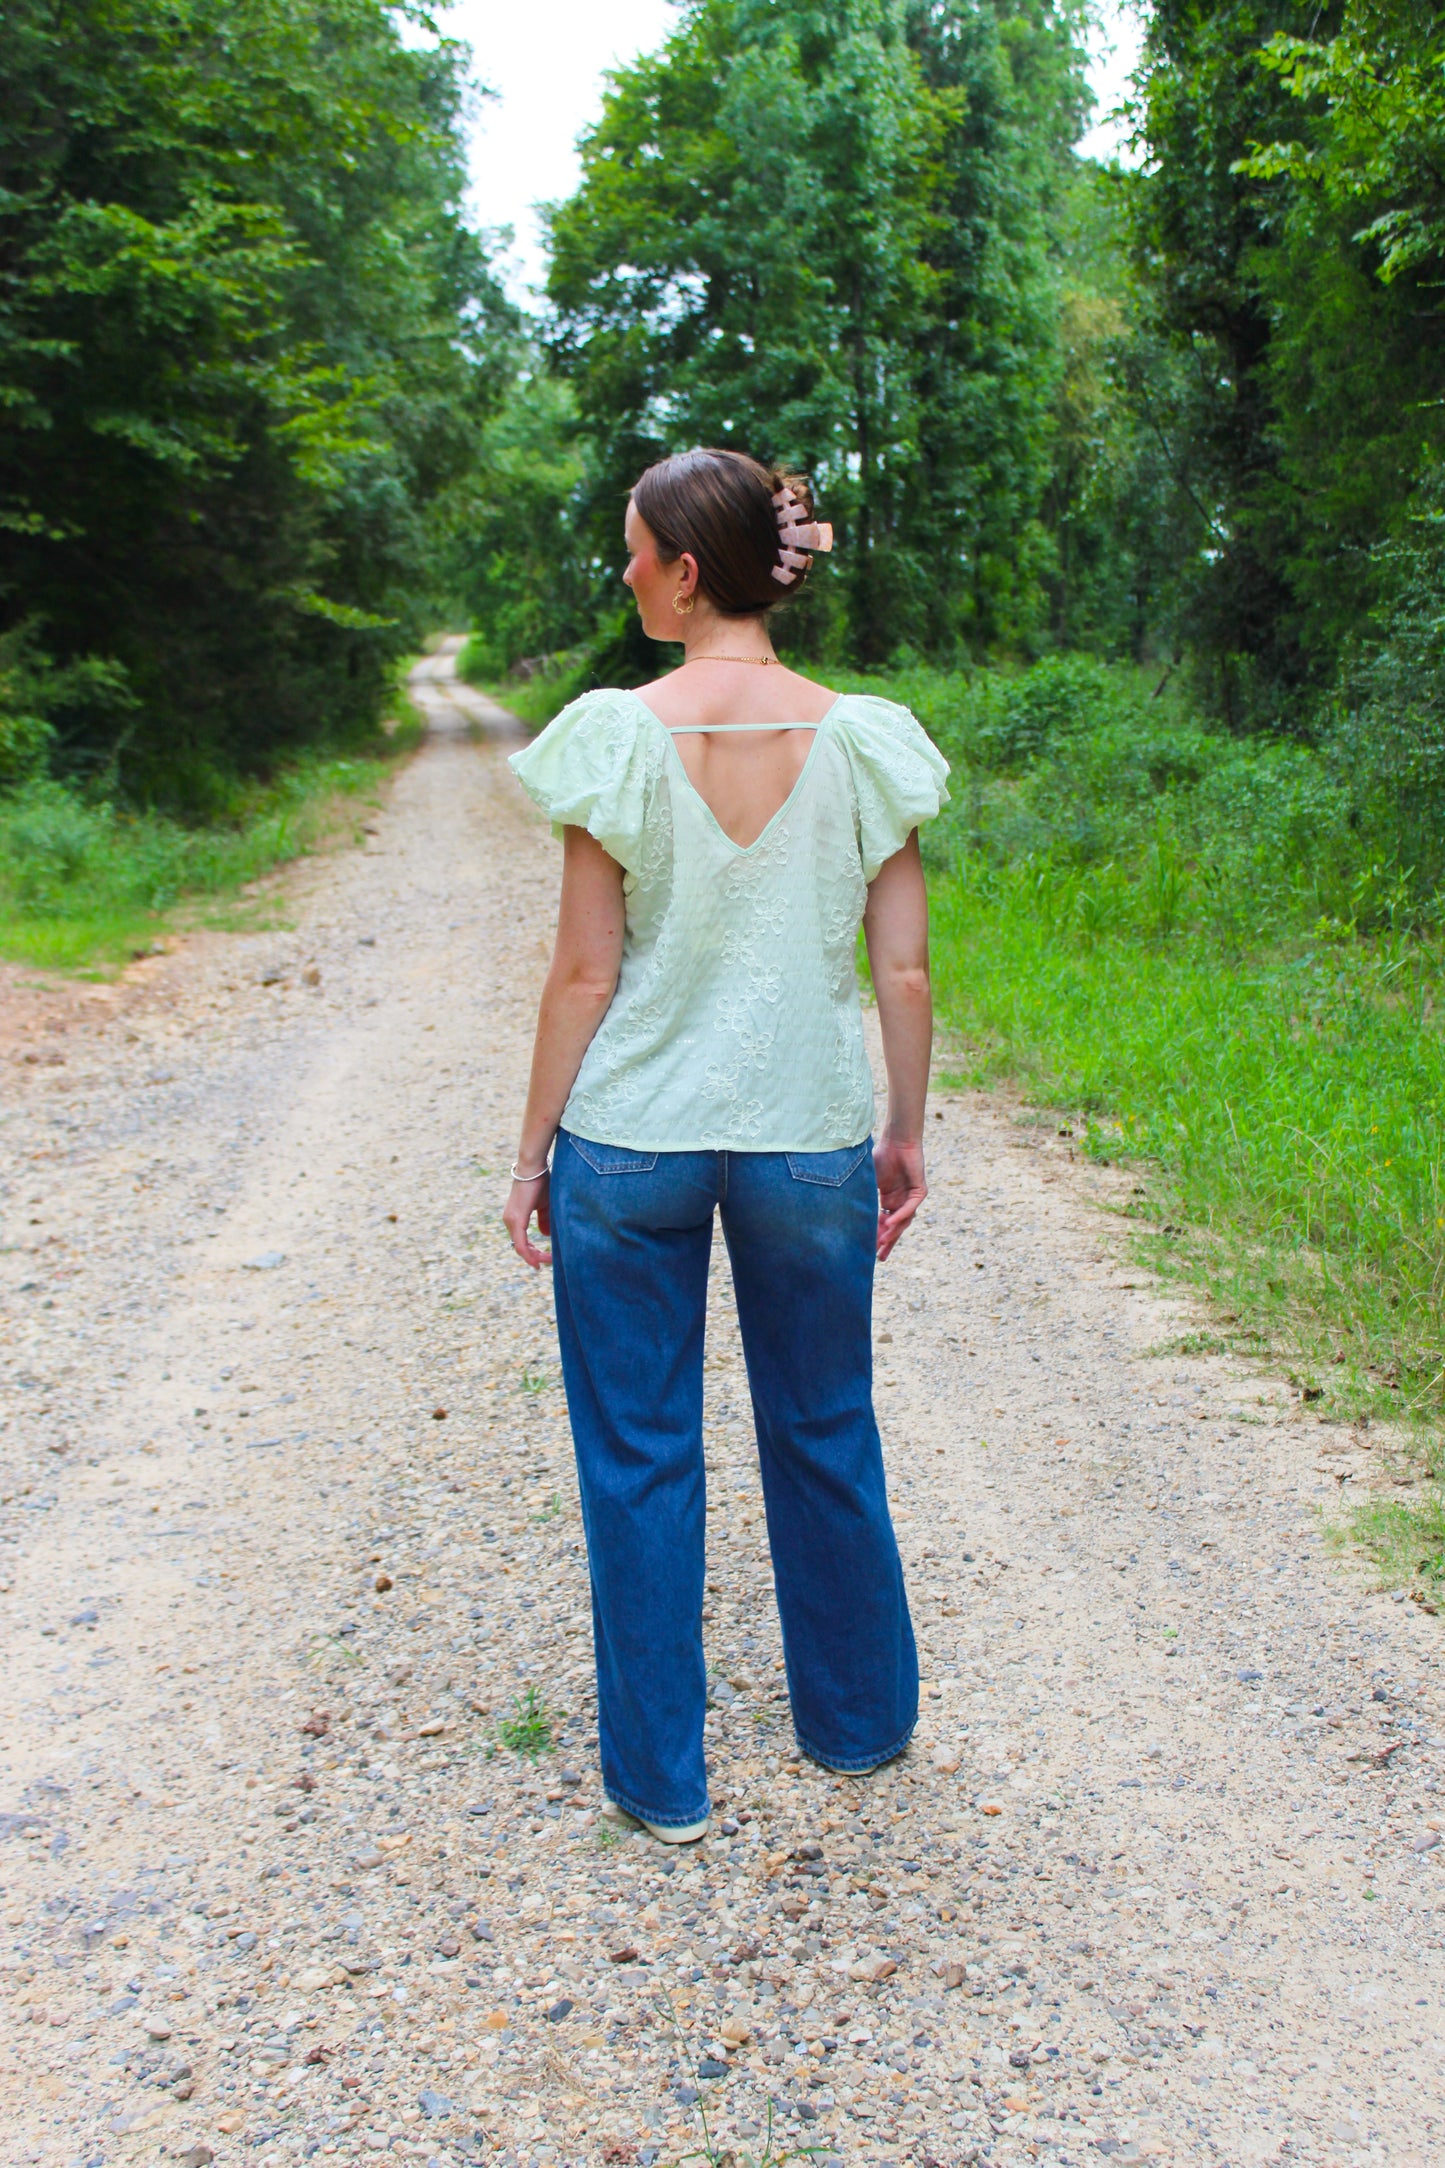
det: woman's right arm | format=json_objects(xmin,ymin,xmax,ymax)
[
  {"xmin": 863, "ymin": 830, "xmax": 932, "ymax": 1261},
  {"xmin": 503, "ymin": 826, "xmax": 626, "ymax": 1267}
]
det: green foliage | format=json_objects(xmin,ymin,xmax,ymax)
[
  {"xmin": 0, "ymin": 0, "xmax": 512, "ymax": 807},
  {"xmin": 1340, "ymin": 1485, "xmax": 1445, "ymax": 1599},
  {"xmin": 0, "ymin": 625, "xmax": 56, "ymax": 787},
  {"xmin": 447, "ymin": 363, "xmax": 599, "ymax": 679},
  {"xmin": 544, "ymin": 0, "xmax": 1088, "ymax": 669},
  {"xmin": 495, "ymin": 1684, "xmax": 555, "ymax": 1761},
  {"xmin": 1133, "ymin": 0, "xmax": 1445, "ymax": 723},
  {"xmin": 845, "ymin": 657, "xmax": 1445, "ymax": 1419},
  {"xmin": 0, "ymin": 753, "xmax": 390, "ymax": 971},
  {"xmin": 462, "ymin": 645, "xmax": 597, "ymax": 732},
  {"xmin": 1328, "ymin": 477, "xmax": 1445, "ymax": 896}
]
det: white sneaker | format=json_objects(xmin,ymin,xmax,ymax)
[{"xmin": 602, "ymin": 1798, "xmax": 710, "ymax": 1845}]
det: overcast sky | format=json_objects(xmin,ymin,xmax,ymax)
[{"xmin": 435, "ymin": 0, "xmax": 1145, "ymax": 300}]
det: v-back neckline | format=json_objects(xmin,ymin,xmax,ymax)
[{"xmin": 633, "ymin": 691, "xmax": 843, "ymax": 855}]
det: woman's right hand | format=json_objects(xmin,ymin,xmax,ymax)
[
  {"xmin": 874, "ymin": 1135, "xmax": 926, "ymax": 1261},
  {"xmin": 504, "ymin": 1173, "xmax": 552, "ymax": 1269}
]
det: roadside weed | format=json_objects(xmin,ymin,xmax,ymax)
[
  {"xmin": 306, "ymin": 1632, "xmax": 363, "ymax": 1670},
  {"xmin": 496, "ymin": 1684, "xmax": 554, "ymax": 1760},
  {"xmin": 651, "ymin": 1989, "xmax": 825, "ymax": 2168},
  {"xmin": 0, "ymin": 754, "xmax": 400, "ymax": 973},
  {"xmin": 1143, "ymin": 1331, "xmax": 1237, "ymax": 1360}
]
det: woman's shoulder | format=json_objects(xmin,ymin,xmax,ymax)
[
  {"xmin": 512, "ymin": 686, "xmax": 649, "ymax": 767},
  {"xmin": 544, "ymin": 684, "xmax": 650, "ymax": 734},
  {"xmin": 508, "ymin": 687, "xmax": 661, "ymax": 869},
  {"xmin": 828, "ymin": 688, "xmax": 920, "ymax": 728},
  {"xmin": 828, "ymin": 689, "xmax": 945, "ymax": 767},
  {"xmin": 825, "ymin": 692, "xmax": 951, "ymax": 878}
]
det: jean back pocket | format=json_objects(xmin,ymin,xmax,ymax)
[
  {"xmin": 783, "ymin": 1140, "xmax": 872, "ymax": 1187},
  {"xmin": 566, "ymin": 1133, "xmax": 660, "ymax": 1177}
]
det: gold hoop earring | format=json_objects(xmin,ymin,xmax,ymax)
[{"xmin": 672, "ymin": 590, "xmax": 695, "ymax": 617}]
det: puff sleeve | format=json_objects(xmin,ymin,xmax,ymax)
[
  {"xmin": 508, "ymin": 690, "xmax": 659, "ymax": 875},
  {"xmin": 834, "ymin": 695, "xmax": 951, "ymax": 880}
]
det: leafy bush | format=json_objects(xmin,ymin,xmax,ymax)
[
  {"xmin": 976, "ymin": 654, "xmax": 1128, "ymax": 770},
  {"xmin": 2, "ymin": 782, "xmax": 103, "ymax": 903},
  {"xmin": 1326, "ymin": 475, "xmax": 1445, "ymax": 896}
]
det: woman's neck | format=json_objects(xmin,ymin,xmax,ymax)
[{"xmin": 678, "ymin": 611, "xmax": 777, "ymax": 666}]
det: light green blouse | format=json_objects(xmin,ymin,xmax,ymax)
[{"xmin": 509, "ymin": 688, "xmax": 949, "ymax": 1152}]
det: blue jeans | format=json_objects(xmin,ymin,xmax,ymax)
[{"xmin": 549, "ymin": 1128, "xmax": 918, "ymax": 1827}]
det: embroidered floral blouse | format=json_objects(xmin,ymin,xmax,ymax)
[{"xmin": 509, "ymin": 689, "xmax": 949, "ymax": 1151}]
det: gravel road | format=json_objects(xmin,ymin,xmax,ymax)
[{"xmin": 1, "ymin": 644, "xmax": 1441, "ymax": 2168}]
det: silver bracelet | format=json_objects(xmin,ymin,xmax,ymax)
[{"xmin": 510, "ymin": 1160, "xmax": 549, "ymax": 1182}]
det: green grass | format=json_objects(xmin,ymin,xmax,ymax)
[
  {"xmin": 818, "ymin": 658, "xmax": 1444, "ymax": 1436},
  {"xmin": 1334, "ymin": 1484, "xmax": 1445, "ymax": 1605},
  {"xmin": 927, "ymin": 861, "xmax": 1444, "ymax": 1421},
  {"xmin": 0, "ymin": 669, "xmax": 426, "ymax": 975},
  {"xmin": 495, "ymin": 1684, "xmax": 555, "ymax": 1760}
]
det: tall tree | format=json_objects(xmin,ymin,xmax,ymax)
[
  {"xmin": 545, "ymin": 0, "xmax": 1088, "ymax": 668},
  {"xmin": 1133, "ymin": 0, "xmax": 1445, "ymax": 726},
  {"xmin": 0, "ymin": 0, "xmax": 512, "ymax": 806}
]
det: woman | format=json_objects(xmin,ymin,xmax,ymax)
[{"xmin": 503, "ymin": 448, "xmax": 948, "ymax": 1842}]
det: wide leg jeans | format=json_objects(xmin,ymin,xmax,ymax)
[{"xmin": 549, "ymin": 1128, "xmax": 918, "ymax": 1828}]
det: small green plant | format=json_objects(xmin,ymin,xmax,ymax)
[
  {"xmin": 495, "ymin": 1684, "xmax": 554, "ymax": 1760},
  {"xmin": 1144, "ymin": 1331, "xmax": 1234, "ymax": 1359},
  {"xmin": 652, "ymin": 1988, "xmax": 827, "ymax": 2168},
  {"xmin": 530, "ymin": 1491, "xmax": 563, "ymax": 1522},
  {"xmin": 520, "ymin": 1368, "xmax": 550, "ymax": 1395},
  {"xmin": 307, "ymin": 1631, "xmax": 363, "ymax": 1669}
]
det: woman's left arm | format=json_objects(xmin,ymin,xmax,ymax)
[
  {"xmin": 503, "ymin": 827, "xmax": 626, "ymax": 1267},
  {"xmin": 863, "ymin": 830, "xmax": 932, "ymax": 1261}
]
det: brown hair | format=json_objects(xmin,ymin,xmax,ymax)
[{"xmin": 631, "ymin": 447, "xmax": 822, "ymax": 615}]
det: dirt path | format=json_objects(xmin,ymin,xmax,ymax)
[{"xmin": 0, "ymin": 645, "xmax": 1440, "ymax": 2168}]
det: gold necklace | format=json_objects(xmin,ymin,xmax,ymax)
[{"xmin": 685, "ymin": 652, "xmax": 780, "ymax": 666}]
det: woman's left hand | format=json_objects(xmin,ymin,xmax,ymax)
[
  {"xmin": 874, "ymin": 1135, "xmax": 926, "ymax": 1261},
  {"xmin": 504, "ymin": 1174, "xmax": 552, "ymax": 1268}
]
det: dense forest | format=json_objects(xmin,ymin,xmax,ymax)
[
  {"xmin": 457, "ymin": 0, "xmax": 1445, "ymax": 891},
  {"xmin": 3, "ymin": 0, "xmax": 1442, "ymax": 844},
  {"xmin": 0, "ymin": 0, "xmax": 514, "ymax": 811}
]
